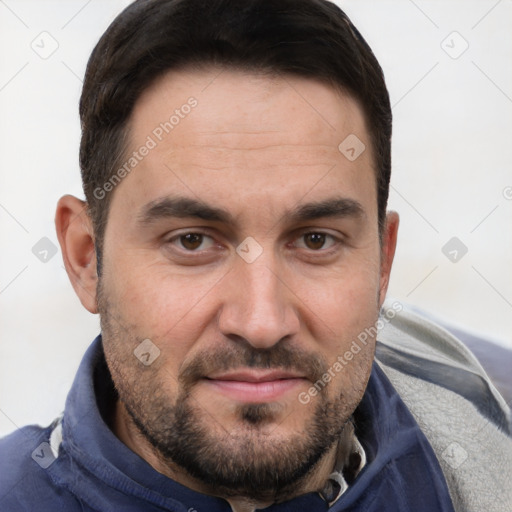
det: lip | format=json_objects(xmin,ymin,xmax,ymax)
[{"xmin": 203, "ymin": 370, "xmax": 307, "ymax": 403}]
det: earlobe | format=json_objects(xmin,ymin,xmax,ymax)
[
  {"xmin": 379, "ymin": 211, "xmax": 399, "ymax": 307},
  {"xmin": 55, "ymin": 195, "xmax": 99, "ymax": 313}
]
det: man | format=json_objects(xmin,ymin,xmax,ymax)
[{"xmin": 1, "ymin": 0, "xmax": 510, "ymax": 511}]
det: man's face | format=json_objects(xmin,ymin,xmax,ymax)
[{"xmin": 97, "ymin": 69, "xmax": 392, "ymax": 499}]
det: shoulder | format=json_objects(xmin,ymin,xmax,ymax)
[
  {"xmin": 376, "ymin": 300, "xmax": 511, "ymax": 431},
  {"xmin": 376, "ymin": 301, "xmax": 512, "ymax": 512},
  {"xmin": 0, "ymin": 419, "xmax": 83, "ymax": 511}
]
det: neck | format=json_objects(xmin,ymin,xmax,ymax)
[{"xmin": 113, "ymin": 399, "xmax": 339, "ymax": 507}]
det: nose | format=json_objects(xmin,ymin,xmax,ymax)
[{"xmin": 217, "ymin": 254, "xmax": 300, "ymax": 350}]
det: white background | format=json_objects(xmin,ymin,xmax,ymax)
[{"xmin": 0, "ymin": 0, "xmax": 511, "ymax": 436}]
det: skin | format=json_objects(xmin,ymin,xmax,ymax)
[{"xmin": 56, "ymin": 68, "xmax": 399, "ymax": 509}]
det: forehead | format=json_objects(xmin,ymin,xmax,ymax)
[
  {"xmin": 110, "ymin": 67, "xmax": 376, "ymax": 225},
  {"xmin": 132, "ymin": 68, "xmax": 369, "ymax": 154}
]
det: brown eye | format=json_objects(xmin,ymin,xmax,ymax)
[
  {"xmin": 294, "ymin": 232, "xmax": 338, "ymax": 252},
  {"xmin": 180, "ymin": 233, "xmax": 205, "ymax": 250},
  {"xmin": 303, "ymin": 233, "xmax": 327, "ymax": 250},
  {"xmin": 168, "ymin": 232, "xmax": 216, "ymax": 253}
]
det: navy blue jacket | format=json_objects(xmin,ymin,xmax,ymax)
[{"xmin": 0, "ymin": 336, "xmax": 454, "ymax": 511}]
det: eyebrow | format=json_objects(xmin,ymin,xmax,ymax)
[
  {"xmin": 138, "ymin": 197, "xmax": 235, "ymax": 225},
  {"xmin": 137, "ymin": 196, "xmax": 365, "ymax": 226}
]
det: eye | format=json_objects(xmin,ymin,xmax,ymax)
[
  {"xmin": 294, "ymin": 232, "xmax": 338, "ymax": 251},
  {"xmin": 172, "ymin": 233, "xmax": 215, "ymax": 251}
]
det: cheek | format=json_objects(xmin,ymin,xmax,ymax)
[
  {"xmin": 290, "ymin": 255, "xmax": 380, "ymax": 395},
  {"xmin": 106, "ymin": 257, "xmax": 225, "ymax": 359},
  {"xmin": 293, "ymin": 255, "xmax": 381, "ymax": 339}
]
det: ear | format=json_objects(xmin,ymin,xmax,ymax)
[
  {"xmin": 378, "ymin": 211, "xmax": 399, "ymax": 307},
  {"xmin": 55, "ymin": 195, "xmax": 98, "ymax": 313}
]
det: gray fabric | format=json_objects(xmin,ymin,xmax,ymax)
[
  {"xmin": 444, "ymin": 328, "xmax": 512, "ymax": 407},
  {"xmin": 377, "ymin": 301, "xmax": 512, "ymax": 512},
  {"xmin": 408, "ymin": 306, "xmax": 512, "ymax": 406}
]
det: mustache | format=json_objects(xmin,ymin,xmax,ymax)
[{"xmin": 178, "ymin": 341, "xmax": 328, "ymax": 389}]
